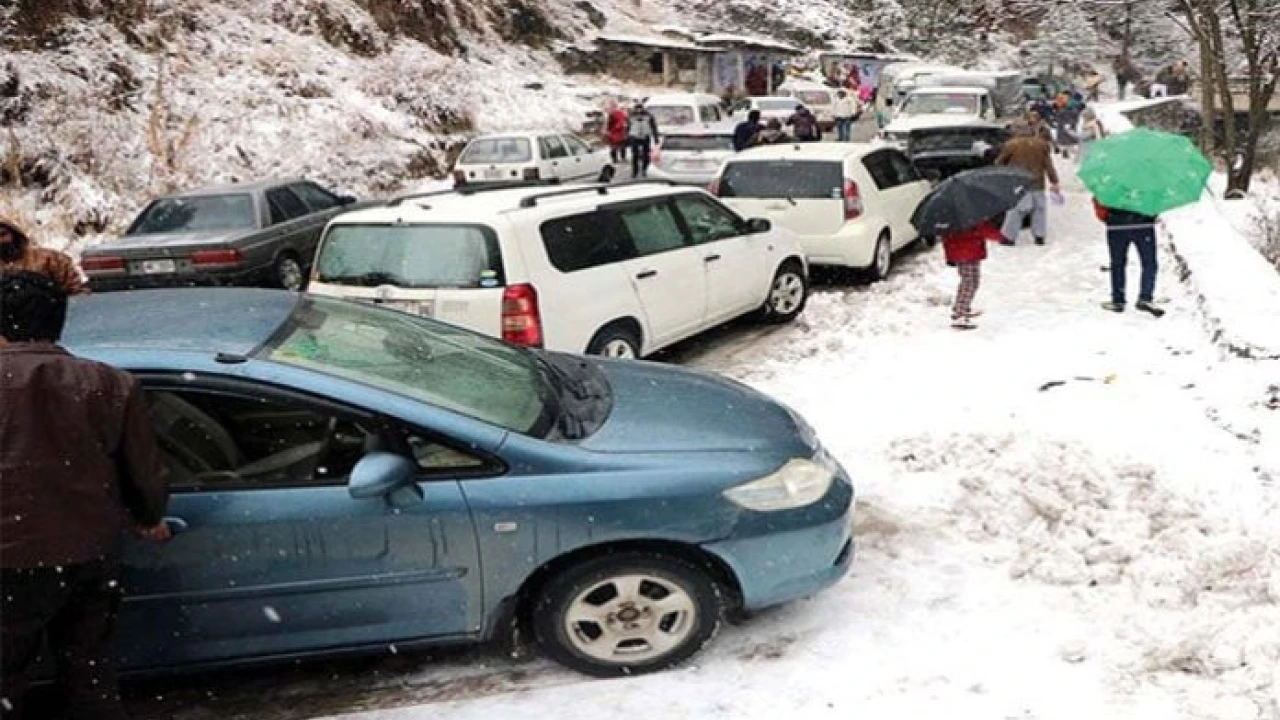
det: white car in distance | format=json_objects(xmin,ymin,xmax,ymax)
[{"xmin": 452, "ymin": 133, "xmax": 615, "ymax": 187}]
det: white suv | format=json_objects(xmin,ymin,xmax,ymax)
[
  {"xmin": 306, "ymin": 182, "xmax": 809, "ymax": 358},
  {"xmin": 711, "ymin": 143, "xmax": 931, "ymax": 280}
]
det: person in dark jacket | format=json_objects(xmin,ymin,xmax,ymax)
[
  {"xmin": 942, "ymin": 220, "xmax": 1002, "ymax": 329},
  {"xmin": 751, "ymin": 118, "xmax": 791, "ymax": 146},
  {"xmin": 626, "ymin": 101, "xmax": 660, "ymax": 178},
  {"xmin": 786, "ymin": 105, "xmax": 821, "ymax": 142},
  {"xmin": 0, "ymin": 271, "xmax": 171, "ymax": 720},
  {"xmin": 1093, "ymin": 200, "xmax": 1164, "ymax": 316},
  {"xmin": 733, "ymin": 110, "xmax": 762, "ymax": 151}
]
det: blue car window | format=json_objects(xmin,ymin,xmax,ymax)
[{"xmin": 147, "ymin": 389, "xmax": 376, "ymax": 491}]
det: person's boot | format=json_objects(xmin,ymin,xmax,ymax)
[
  {"xmin": 1101, "ymin": 301, "xmax": 1125, "ymax": 313},
  {"xmin": 1136, "ymin": 300, "xmax": 1166, "ymax": 317},
  {"xmin": 999, "ymin": 236, "xmax": 1016, "ymax": 247},
  {"xmin": 1034, "ymin": 236, "xmax": 1046, "ymax": 245}
]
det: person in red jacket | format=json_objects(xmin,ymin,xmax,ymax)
[
  {"xmin": 604, "ymin": 101, "xmax": 629, "ymax": 164},
  {"xmin": 942, "ymin": 220, "xmax": 1002, "ymax": 329}
]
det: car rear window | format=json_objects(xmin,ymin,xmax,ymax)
[
  {"xmin": 460, "ymin": 138, "xmax": 533, "ymax": 164},
  {"xmin": 757, "ymin": 99, "xmax": 796, "ymax": 112},
  {"xmin": 718, "ymin": 161, "xmax": 844, "ymax": 199},
  {"xmin": 129, "ymin": 194, "xmax": 256, "ymax": 234},
  {"xmin": 791, "ymin": 90, "xmax": 832, "ymax": 105},
  {"xmin": 316, "ymin": 224, "xmax": 504, "ymax": 289},
  {"xmin": 661, "ymin": 135, "xmax": 735, "ymax": 152},
  {"xmin": 649, "ymin": 105, "xmax": 697, "ymax": 126}
]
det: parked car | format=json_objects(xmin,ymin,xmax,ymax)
[
  {"xmin": 62, "ymin": 288, "xmax": 855, "ymax": 678},
  {"xmin": 80, "ymin": 180, "xmax": 360, "ymax": 292},
  {"xmin": 906, "ymin": 124, "xmax": 1011, "ymax": 180},
  {"xmin": 728, "ymin": 96, "xmax": 801, "ymax": 125},
  {"xmin": 778, "ymin": 81, "xmax": 839, "ymax": 130},
  {"xmin": 306, "ymin": 181, "xmax": 808, "ymax": 358},
  {"xmin": 711, "ymin": 143, "xmax": 931, "ymax": 280},
  {"xmin": 649, "ymin": 122, "xmax": 738, "ymax": 185},
  {"xmin": 452, "ymin": 133, "xmax": 615, "ymax": 187},
  {"xmin": 643, "ymin": 93, "xmax": 727, "ymax": 131}
]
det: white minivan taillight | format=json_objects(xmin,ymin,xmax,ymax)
[
  {"xmin": 501, "ymin": 283, "xmax": 543, "ymax": 347},
  {"xmin": 843, "ymin": 179, "xmax": 863, "ymax": 220}
]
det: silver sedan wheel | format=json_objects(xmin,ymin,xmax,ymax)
[
  {"xmin": 563, "ymin": 574, "xmax": 698, "ymax": 664},
  {"xmin": 769, "ymin": 272, "xmax": 805, "ymax": 315},
  {"xmin": 600, "ymin": 338, "xmax": 637, "ymax": 358}
]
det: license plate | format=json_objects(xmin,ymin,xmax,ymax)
[
  {"xmin": 140, "ymin": 259, "xmax": 176, "ymax": 274},
  {"xmin": 484, "ymin": 168, "xmax": 504, "ymax": 180},
  {"xmin": 382, "ymin": 300, "xmax": 433, "ymax": 317}
]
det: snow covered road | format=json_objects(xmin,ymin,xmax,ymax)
[{"xmin": 125, "ymin": 180, "xmax": 1279, "ymax": 720}]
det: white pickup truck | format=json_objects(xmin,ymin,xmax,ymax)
[{"xmin": 879, "ymin": 71, "xmax": 1024, "ymax": 147}]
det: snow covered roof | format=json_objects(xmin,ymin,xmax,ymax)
[
  {"xmin": 696, "ymin": 34, "xmax": 803, "ymax": 54},
  {"xmin": 594, "ymin": 33, "xmax": 711, "ymax": 52}
]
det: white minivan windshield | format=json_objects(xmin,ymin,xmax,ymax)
[{"xmin": 316, "ymin": 224, "xmax": 503, "ymax": 289}]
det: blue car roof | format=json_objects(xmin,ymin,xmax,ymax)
[{"xmin": 63, "ymin": 288, "xmax": 298, "ymax": 357}]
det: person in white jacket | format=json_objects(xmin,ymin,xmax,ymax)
[{"xmin": 831, "ymin": 89, "xmax": 859, "ymax": 142}]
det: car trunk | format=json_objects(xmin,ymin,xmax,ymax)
[
  {"xmin": 455, "ymin": 138, "xmax": 536, "ymax": 183},
  {"xmin": 715, "ymin": 160, "xmax": 849, "ymax": 237},
  {"xmin": 309, "ymin": 223, "xmax": 508, "ymax": 339},
  {"xmin": 907, "ymin": 127, "xmax": 1009, "ymax": 179},
  {"xmin": 656, "ymin": 135, "xmax": 734, "ymax": 176}
]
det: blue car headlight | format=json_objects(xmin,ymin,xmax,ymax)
[{"xmin": 723, "ymin": 455, "xmax": 836, "ymax": 512}]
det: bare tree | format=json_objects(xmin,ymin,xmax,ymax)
[{"xmin": 1171, "ymin": 0, "xmax": 1278, "ymax": 193}]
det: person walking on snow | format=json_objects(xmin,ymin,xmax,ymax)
[
  {"xmin": 1093, "ymin": 199, "xmax": 1164, "ymax": 317},
  {"xmin": 942, "ymin": 220, "xmax": 1002, "ymax": 330},
  {"xmin": 733, "ymin": 109, "xmax": 762, "ymax": 151},
  {"xmin": 626, "ymin": 101, "xmax": 660, "ymax": 178},
  {"xmin": 0, "ymin": 271, "xmax": 171, "ymax": 720},
  {"xmin": 995, "ymin": 122, "xmax": 1060, "ymax": 246},
  {"xmin": 0, "ymin": 219, "xmax": 86, "ymax": 296},
  {"xmin": 603, "ymin": 101, "xmax": 629, "ymax": 164},
  {"xmin": 786, "ymin": 104, "xmax": 821, "ymax": 142},
  {"xmin": 832, "ymin": 90, "xmax": 858, "ymax": 142}
]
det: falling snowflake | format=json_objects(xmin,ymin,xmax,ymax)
[{"xmin": 263, "ymin": 606, "xmax": 282, "ymax": 623}]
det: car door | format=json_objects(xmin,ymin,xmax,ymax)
[
  {"xmin": 671, "ymin": 193, "xmax": 762, "ymax": 319},
  {"xmin": 264, "ymin": 186, "xmax": 315, "ymax": 271},
  {"xmin": 860, "ymin": 150, "xmax": 910, "ymax": 242},
  {"xmin": 610, "ymin": 198, "xmax": 707, "ymax": 348},
  {"xmin": 539, "ymin": 136, "xmax": 571, "ymax": 182},
  {"xmin": 560, "ymin": 135, "xmax": 601, "ymax": 181},
  {"xmin": 116, "ymin": 378, "xmax": 483, "ymax": 670},
  {"xmin": 885, "ymin": 149, "xmax": 930, "ymax": 245}
]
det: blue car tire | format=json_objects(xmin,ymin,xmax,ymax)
[{"xmin": 533, "ymin": 553, "xmax": 724, "ymax": 677}]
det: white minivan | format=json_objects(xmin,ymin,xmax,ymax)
[
  {"xmin": 307, "ymin": 182, "xmax": 809, "ymax": 358},
  {"xmin": 711, "ymin": 143, "xmax": 932, "ymax": 280},
  {"xmin": 643, "ymin": 93, "xmax": 727, "ymax": 131}
]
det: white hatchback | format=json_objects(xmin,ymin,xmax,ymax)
[
  {"xmin": 649, "ymin": 123, "xmax": 738, "ymax": 186},
  {"xmin": 307, "ymin": 182, "xmax": 809, "ymax": 358},
  {"xmin": 711, "ymin": 143, "xmax": 932, "ymax": 279},
  {"xmin": 453, "ymin": 133, "xmax": 615, "ymax": 186}
]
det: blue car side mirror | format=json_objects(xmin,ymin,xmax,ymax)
[{"xmin": 349, "ymin": 452, "xmax": 418, "ymax": 499}]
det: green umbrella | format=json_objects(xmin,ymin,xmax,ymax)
[{"xmin": 1077, "ymin": 128, "xmax": 1212, "ymax": 217}]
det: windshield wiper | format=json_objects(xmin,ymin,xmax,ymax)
[{"xmin": 322, "ymin": 271, "xmax": 403, "ymax": 287}]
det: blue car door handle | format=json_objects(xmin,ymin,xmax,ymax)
[{"xmin": 164, "ymin": 517, "xmax": 189, "ymax": 534}]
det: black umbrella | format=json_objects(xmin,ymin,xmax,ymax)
[{"xmin": 910, "ymin": 166, "xmax": 1035, "ymax": 236}]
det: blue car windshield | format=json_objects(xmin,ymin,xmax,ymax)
[{"xmin": 264, "ymin": 297, "xmax": 552, "ymax": 435}]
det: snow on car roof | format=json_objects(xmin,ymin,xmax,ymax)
[{"xmin": 733, "ymin": 142, "xmax": 880, "ymax": 160}]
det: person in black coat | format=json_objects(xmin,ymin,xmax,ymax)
[{"xmin": 733, "ymin": 110, "xmax": 761, "ymax": 152}]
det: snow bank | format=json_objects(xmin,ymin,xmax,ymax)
[{"xmin": 1159, "ymin": 176, "xmax": 1280, "ymax": 360}]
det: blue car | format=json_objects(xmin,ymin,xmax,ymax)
[{"xmin": 62, "ymin": 289, "xmax": 854, "ymax": 677}]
